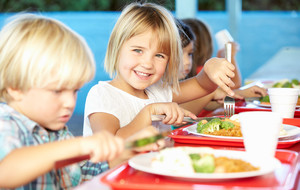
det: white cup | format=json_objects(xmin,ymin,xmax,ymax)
[
  {"xmin": 215, "ymin": 29, "xmax": 234, "ymax": 50},
  {"xmin": 239, "ymin": 111, "xmax": 282, "ymax": 165},
  {"xmin": 268, "ymin": 88, "xmax": 300, "ymax": 118}
]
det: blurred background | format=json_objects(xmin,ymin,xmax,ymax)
[{"xmin": 1, "ymin": 0, "xmax": 299, "ymax": 135}]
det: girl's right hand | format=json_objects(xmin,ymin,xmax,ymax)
[
  {"xmin": 149, "ymin": 102, "xmax": 197, "ymax": 125},
  {"xmin": 80, "ymin": 131, "xmax": 124, "ymax": 163}
]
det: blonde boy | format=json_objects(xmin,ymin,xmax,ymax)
[{"xmin": 0, "ymin": 14, "xmax": 124, "ymax": 189}]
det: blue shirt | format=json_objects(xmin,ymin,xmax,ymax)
[{"xmin": 0, "ymin": 103, "xmax": 109, "ymax": 189}]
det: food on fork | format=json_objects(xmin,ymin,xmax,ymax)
[
  {"xmin": 151, "ymin": 147, "xmax": 259, "ymax": 174},
  {"xmin": 196, "ymin": 114, "xmax": 287, "ymax": 137}
]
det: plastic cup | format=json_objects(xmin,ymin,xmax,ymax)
[
  {"xmin": 239, "ymin": 111, "xmax": 282, "ymax": 165},
  {"xmin": 268, "ymin": 88, "xmax": 300, "ymax": 118},
  {"xmin": 215, "ymin": 29, "xmax": 234, "ymax": 50}
]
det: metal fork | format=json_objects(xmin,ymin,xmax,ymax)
[{"xmin": 224, "ymin": 96, "xmax": 235, "ymax": 118}]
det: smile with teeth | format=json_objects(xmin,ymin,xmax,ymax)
[{"xmin": 135, "ymin": 70, "xmax": 151, "ymax": 77}]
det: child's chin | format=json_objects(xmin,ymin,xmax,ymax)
[{"xmin": 45, "ymin": 123, "xmax": 67, "ymax": 131}]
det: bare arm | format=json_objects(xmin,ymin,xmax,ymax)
[
  {"xmin": 0, "ymin": 132, "xmax": 123, "ymax": 188},
  {"xmin": 174, "ymin": 57, "xmax": 235, "ymax": 104},
  {"xmin": 180, "ymin": 91, "xmax": 215, "ymax": 115},
  {"xmin": 89, "ymin": 102, "xmax": 197, "ymax": 139}
]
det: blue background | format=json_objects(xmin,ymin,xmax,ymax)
[{"xmin": 1, "ymin": 11, "xmax": 299, "ymax": 115}]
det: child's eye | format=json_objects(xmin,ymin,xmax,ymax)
[
  {"xmin": 156, "ymin": 54, "xmax": 165, "ymax": 59},
  {"xmin": 133, "ymin": 49, "xmax": 142, "ymax": 53},
  {"xmin": 188, "ymin": 52, "xmax": 194, "ymax": 57},
  {"xmin": 53, "ymin": 90, "xmax": 62, "ymax": 94}
]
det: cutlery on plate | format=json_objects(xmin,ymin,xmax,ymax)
[
  {"xmin": 54, "ymin": 131, "xmax": 170, "ymax": 169},
  {"xmin": 151, "ymin": 114, "xmax": 217, "ymax": 123}
]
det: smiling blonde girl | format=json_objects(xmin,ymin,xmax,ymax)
[{"xmin": 83, "ymin": 2, "xmax": 236, "ymax": 139}]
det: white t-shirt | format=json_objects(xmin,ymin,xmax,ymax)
[{"xmin": 83, "ymin": 81, "xmax": 172, "ymax": 136}]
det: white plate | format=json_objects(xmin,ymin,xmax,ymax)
[
  {"xmin": 184, "ymin": 123, "xmax": 300, "ymax": 140},
  {"xmin": 128, "ymin": 147, "xmax": 281, "ymax": 180},
  {"xmin": 252, "ymin": 100, "xmax": 300, "ymax": 109}
]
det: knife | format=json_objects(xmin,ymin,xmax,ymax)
[
  {"xmin": 54, "ymin": 131, "xmax": 170, "ymax": 169},
  {"xmin": 151, "ymin": 114, "xmax": 219, "ymax": 123}
]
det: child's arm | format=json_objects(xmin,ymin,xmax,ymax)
[
  {"xmin": 180, "ymin": 91, "xmax": 215, "ymax": 115},
  {"xmin": 174, "ymin": 57, "xmax": 235, "ymax": 104},
  {"xmin": 89, "ymin": 102, "xmax": 197, "ymax": 139},
  {"xmin": 0, "ymin": 131, "xmax": 123, "ymax": 188},
  {"xmin": 233, "ymin": 86, "xmax": 268, "ymax": 98}
]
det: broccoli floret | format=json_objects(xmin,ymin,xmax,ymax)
[
  {"xmin": 220, "ymin": 121, "xmax": 235, "ymax": 129},
  {"xmin": 197, "ymin": 118, "xmax": 221, "ymax": 133},
  {"xmin": 272, "ymin": 82, "xmax": 282, "ymax": 88},
  {"xmin": 189, "ymin": 154, "xmax": 215, "ymax": 173},
  {"xmin": 291, "ymin": 79, "xmax": 299, "ymax": 87},
  {"xmin": 189, "ymin": 153, "xmax": 201, "ymax": 161},
  {"xmin": 282, "ymin": 82, "xmax": 292, "ymax": 88},
  {"xmin": 260, "ymin": 95, "xmax": 270, "ymax": 103},
  {"xmin": 196, "ymin": 120, "xmax": 207, "ymax": 132}
]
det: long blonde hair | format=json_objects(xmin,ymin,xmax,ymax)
[
  {"xmin": 0, "ymin": 13, "xmax": 95, "ymax": 102},
  {"xmin": 104, "ymin": 2, "xmax": 182, "ymax": 93}
]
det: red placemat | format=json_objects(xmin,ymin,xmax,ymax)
[
  {"xmin": 169, "ymin": 119, "xmax": 300, "ymax": 148},
  {"xmin": 100, "ymin": 149, "xmax": 300, "ymax": 190}
]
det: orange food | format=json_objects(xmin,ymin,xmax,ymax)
[
  {"xmin": 214, "ymin": 156, "xmax": 260, "ymax": 173},
  {"xmin": 204, "ymin": 125, "xmax": 243, "ymax": 137},
  {"xmin": 202, "ymin": 119, "xmax": 243, "ymax": 137}
]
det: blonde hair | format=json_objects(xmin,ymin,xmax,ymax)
[
  {"xmin": 104, "ymin": 2, "xmax": 182, "ymax": 93},
  {"xmin": 0, "ymin": 13, "xmax": 95, "ymax": 102},
  {"xmin": 182, "ymin": 18, "xmax": 213, "ymax": 78}
]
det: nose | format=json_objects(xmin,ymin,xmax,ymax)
[
  {"xmin": 140, "ymin": 54, "xmax": 154, "ymax": 69},
  {"xmin": 62, "ymin": 91, "xmax": 76, "ymax": 110},
  {"xmin": 183, "ymin": 55, "xmax": 192, "ymax": 73}
]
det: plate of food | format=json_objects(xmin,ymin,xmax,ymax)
[
  {"xmin": 128, "ymin": 147, "xmax": 280, "ymax": 180},
  {"xmin": 255, "ymin": 79, "xmax": 300, "ymax": 109},
  {"xmin": 184, "ymin": 115, "xmax": 300, "ymax": 139}
]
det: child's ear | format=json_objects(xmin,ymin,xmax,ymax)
[{"xmin": 7, "ymin": 87, "xmax": 24, "ymax": 101}]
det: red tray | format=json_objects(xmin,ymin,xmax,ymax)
[
  {"xmin": 100, "ymin": 149, "xmax": 300, "ymax": 190},
  {"xmin": 169, "ymin": 118, "xmax": 300, "ymax": 148},
  {"xmin": 235, "ymin": 100, "xmax": 300, "ymax": 118}
]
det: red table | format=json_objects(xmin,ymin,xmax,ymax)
[{"xmin": 75, "ymin": 118, "xmax": 300, "ymax": 190}]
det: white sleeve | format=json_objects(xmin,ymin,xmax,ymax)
[{"xmin": 83, "ymin": 84, "xmax": 121, "ymax": 136}]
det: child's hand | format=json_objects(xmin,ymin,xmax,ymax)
[
  {"xmin": 149, "ymin": 102, "xmax": 197, "ymax": 125},
  {"xmin": 203, "ymin": 57, "xmax": 235, "ymax": 96},
  {"xmin": 126, "ymin": 126, "xmax": 165, "ymax": 152},
  {"xmin": 109, "ymin": 126, "xmax": 166, "ymax": 168},
  {"xmin": 235, "ymin": 85, "xmax": 268, "ymax": 98},
  {"xmin": 213, "ymin": 88, "xmax": 243, "ymax": 103},
  {"xmin": 80, "ymin": 131, "xmax": 124, "ymax": 163}
]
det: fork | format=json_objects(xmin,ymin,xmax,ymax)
[{"xmin": 224, "ymin": 96, "xmax": 235, "ymax": 118}]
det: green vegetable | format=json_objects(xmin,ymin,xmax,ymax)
[
  {"xmin": 189, "ymin": 154, "xmax": 215, "ymax": 173},
  {"xmin": 220, "ymin": 121, "xmax": 235, "ymax": 129},
  {"xmin": 260, "ymin": 95, "xmax": 270, "ymax": 102},
  {"xmin": 189, "ymin": 153, "xmax": 201, "ymax": 161},
  {"xmin": 291, "ymin": 79, "xmax": 299, "ymax": 86},
  {"xmin": 196, "ymin": 120, "xmax": 206, "ymax": 132},
  {"xmin": 197, "ymin": 118, "xmax": 221, "ymax": 133},
  {"xmin": 272, "ymin": 82, "xmax": 282, "ymax": 88},
  {"xmin": 282, "ymin": 82, "xmax": 292, "ymax": 88},
  {"xmin": 132, "ymin": 134, "xmax": 163, "ymax": 147}
]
